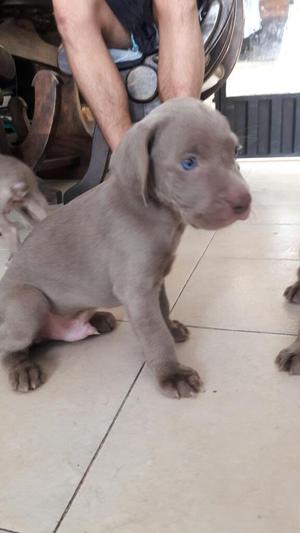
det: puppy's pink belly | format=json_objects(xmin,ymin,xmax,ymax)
[{"xmin": 39, "ymin": 312, "xmax": 98, "ymax": 342}]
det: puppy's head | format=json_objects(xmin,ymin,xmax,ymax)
[{"xmin": 111, "ymin": 97, "xmax": 251, "ymax": 230}]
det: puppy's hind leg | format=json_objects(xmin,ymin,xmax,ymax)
[
  {"xmin": 89, "ymin": 311, "xmax": 117, "ymax": 334},
  {"xmin": 0, "ymin": 285, "xmax": 50, "ymax": 392}
]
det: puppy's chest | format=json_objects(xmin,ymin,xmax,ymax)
[
  {"xmin": 150, "ymin": 252, "xmax": 176, "ymax": 291},
  {"xmin": 156, "ymin": 225, "xmax": 184, "ymax": 280},
  {"xmin": 162, "ymin": 253, "xmax": 176, "ymax": 278}
]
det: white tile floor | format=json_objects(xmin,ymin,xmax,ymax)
[{"xmin": 1, "ymin": 159, "xmax": 300, "ymax": 533}]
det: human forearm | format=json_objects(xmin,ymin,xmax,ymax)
[{"xmin": 54, "ymin": 0, "xmax": 132, "ymax": 150}]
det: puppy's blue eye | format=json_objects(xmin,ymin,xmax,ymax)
[{"xmin": 180, "ymin": 157, "xmax": 198, "ymax": 171}]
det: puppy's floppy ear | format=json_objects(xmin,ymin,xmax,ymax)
[{"xmin": 110, "ymin": 120, "xmax": 157, "ymax": 206}]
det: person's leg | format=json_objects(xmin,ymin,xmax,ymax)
[
  {"xmin": 153, "ymin": 0, "xmax": 205, "ymax": 100},
  {"xmin": 53, "ymin": 0, "xmax": 132, "ymax": 151},
  {"xmin": 95, "ymin": 1, "xmax": 131, "ymax": 49}
]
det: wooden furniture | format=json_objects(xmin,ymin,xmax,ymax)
[{"xmin": 0, "ymin": 6, "xmax": 92, "ymax": 201}]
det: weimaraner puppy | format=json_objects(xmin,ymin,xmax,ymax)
[
  {"xmin": 0, "ymin": 98, "xmax": 251, "ymax": 397},
  {"xmin": 0, "ymin": 155, "xmax": 48, "ymax": 258},
  {"xmin": 276, "ymin": 268, "xmax": 300, "ymax": 374}
]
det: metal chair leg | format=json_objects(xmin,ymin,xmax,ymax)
[{"xmin": 63, "ymin": 125, "xmax": 110, "ymax": 204}]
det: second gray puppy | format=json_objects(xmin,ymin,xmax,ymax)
[{"xmin": 0, "ymin": 155, "xmax": 48, "ymax": 258}]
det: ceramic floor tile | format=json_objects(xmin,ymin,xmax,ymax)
[
  {"xmin": 239, "ymin": 160, "xmax": 300, "ymax": 185},
  {"xmin": 239, "ymin": 160, "xmax": 300, "ymax": 225},
  {"xmin": 172, "ymin": 257, "xmax": 300, "ymax": 334},
  {"xmin": 56, "ymin": 329, "xmax": 300, "ymax": 533},
  {"xmin": 206, "ymin": 224, "xmax": 300, "ymax": 260},
  {"xmin": 0, "ymin": 323, "xmax": 142, "ymax": 533},
  {"xmin": 250, "ymin": 187, "xmax": 300, "ymax": 207},
  {"xmin": 247, "ymin": 204, "xmax": 300, "ymax": 225},
  {"xmin": 47, "ymin": 179, "xmax": 78, "ymax": 194}
]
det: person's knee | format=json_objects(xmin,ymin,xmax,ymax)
[
  {"xmin": 53, "ymin": 0, "xmax": 83, "ymax": 38},
  {"xmin": 53, "ymin": 0, "xmax": 100, "ymax": 39},
  {"xmin": 154, "ymin": 0, "xmax": 198, "ymax": 22}
]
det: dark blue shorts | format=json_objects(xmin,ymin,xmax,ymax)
[{"xmin": 107, "ymin": 0, "xmax": 204, "ymax": 55}]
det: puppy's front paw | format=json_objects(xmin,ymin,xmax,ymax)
[
  {"xmin": 276, "ymin": 344, "xmax": 300, "ymax": 374},
  {"xmin": 169, "ymin": 320, "xmax": 189, "ymax": 343},
  {"xmin": 158, "ymin": 363, "xmax": 202, "ymax": 399},
  {"xmin": 284, "ymin": 282, "xmax": 300, "ymax": 303},
  {"xmin": 9, "ymin": 360, "xmax": 43, "ymax": 392}
]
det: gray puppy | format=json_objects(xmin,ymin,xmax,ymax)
[
  {"xmin": 0, "ymin": 155, "xmax": 48, "ymax": 258},
  {"xmin": 0, "ymin": 98, "xmax": 251, "ymax": 397}
]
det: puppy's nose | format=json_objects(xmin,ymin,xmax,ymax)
[{"xmin": 231, "ymin": 192, "xmax": 251, "ymax": 215}]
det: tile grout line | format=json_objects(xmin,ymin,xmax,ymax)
[
  {"xmin": 203, "ymin": 257, "xmax": 300, "ymax": 261},
  {"xmin": 185, "ymin": 324, "xmax": 296, "ymax": 337},
  {"xmin": 171, "ymin": 232, "xmax": 217, "ymax": 313},
  {"xmin": 0, "ymin": 528, "xmax": 23, "ymax": 533},
  {"xmin": 198, "ymin": 256, "xmax": 300, "ymax": 262},
  {"xmin": 248, "ymin": 223, "xmax": 300, "ymax": 226},
  {"xmin": 53, "ymin": 363, "xmax": 145, "ymax": 533}
]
